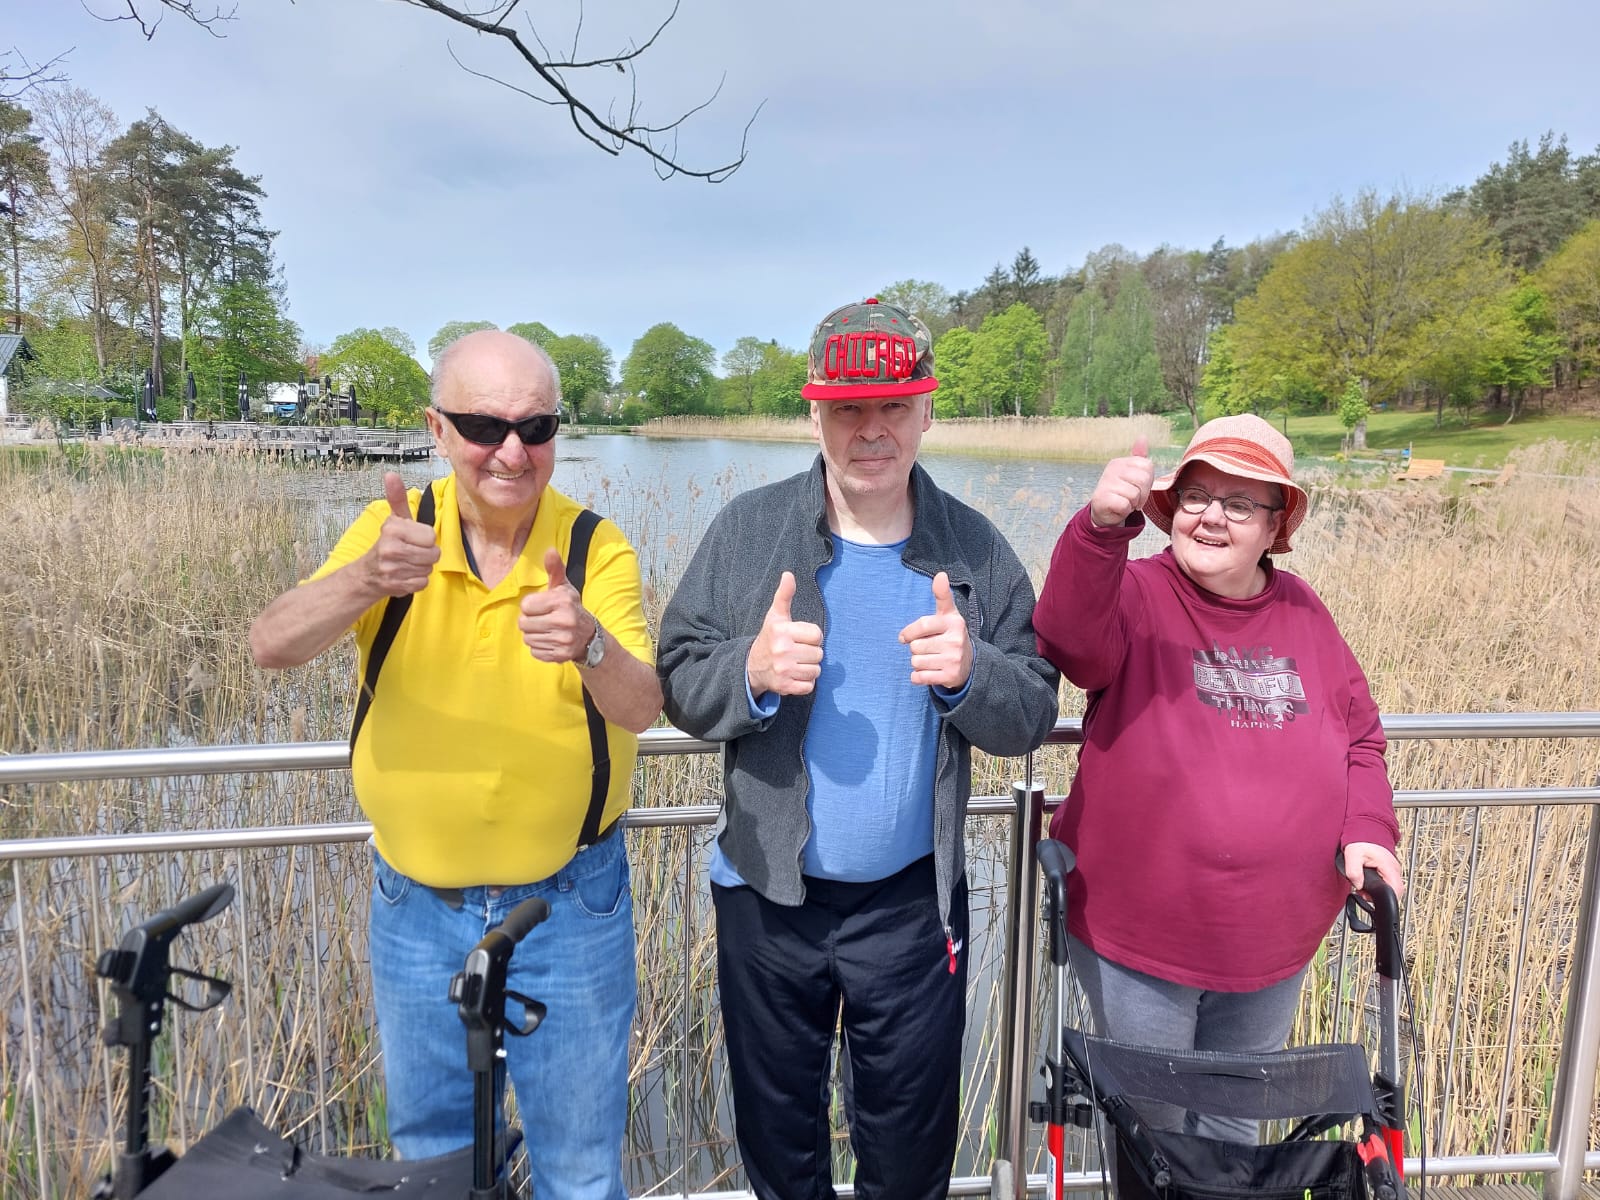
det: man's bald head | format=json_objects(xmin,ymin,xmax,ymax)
[{"xmin": 431, "ymin": 329, "xmax": 562, "ymax": 412}]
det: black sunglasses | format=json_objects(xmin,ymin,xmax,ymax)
[{"xmin": 433, "ymin": 407, "xmax": 560, "ymax": 446}]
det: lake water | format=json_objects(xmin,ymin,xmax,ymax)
[{"xmin": 350, "ymin": 431, "xmax": 1168, "ymax": 580}]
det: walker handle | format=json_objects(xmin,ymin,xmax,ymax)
[
  {"xmin": 495, "ymin": 896, "xmax": 551, "ymax": 948},
  {"xmin": 1037, "ymin": 838, "xmax": 1076, "ymax": 967},
  {"xmin": 97, "ymin": 882, "xmax": 234, "ymax": 997},
  {"xmin": 1344, "ymin": 867, "xmax": 1402, "ymax": 980}
]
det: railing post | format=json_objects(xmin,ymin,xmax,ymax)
[
  {"xmin": 1545, "ymin": 798, "xmax": 1600, "ymax": 1200},
  {"xmin": 992, "ymin": 772, "xmax": 1045, "ymax": 1200}
]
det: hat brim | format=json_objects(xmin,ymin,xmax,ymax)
[
  {"xmin": 800, "ymin": 377, "xmax": 939, "ymax": 401},
  {"xmin": 1144, "ymin": 452, "xmax": 1308, "ymax": 555}
]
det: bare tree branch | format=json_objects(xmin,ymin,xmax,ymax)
[
  {"xmin": 82, "ymin": 0, "xmax": 237, "ymax": 40},
  {"xmin": 0, "ymin": 48, "xmax": 71, "ymax": 100},
  {"xmin": 397, "ymin": 0, "xmax": 760, "ymax": 182},
  {"xmin": 27, "ymin": 0, "xmax": 759, "ymax": 180}
]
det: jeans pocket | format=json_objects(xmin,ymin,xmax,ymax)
[
  {"xmin": 372, "ymin": 851, "xmax": 412, "ymax": 906},
  {"xmin": 570, "ymin": 848, "xmax": 630, "ymax": 920}
]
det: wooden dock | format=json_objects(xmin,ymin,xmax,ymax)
[{"xmin": 99, "ymin": 421, "xmax": 434, "ymax": 462}]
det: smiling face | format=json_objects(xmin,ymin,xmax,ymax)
[
  {"xmin": 1168, "ymin": 461, "xmax": 1286, "ymax": 599},
  {"xmin": 810, "ymin": 393, "xmax": 932, "ymax": 528},
  {"xmin": 425, "ymin": 331, "xmax": 559, "ymax": 523}
]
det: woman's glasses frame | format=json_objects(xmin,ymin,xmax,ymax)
[{"xmin": 1173, "ymin": 486, "xmax": 1282, "ymax": 524}]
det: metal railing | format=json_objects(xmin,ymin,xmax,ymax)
[{"xmin": 4, "ymin": 714, "xmax": 1600, "ymax": 1199}]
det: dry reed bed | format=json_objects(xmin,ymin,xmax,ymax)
[
  {"xmin": 1, "ymin": 439, "xmax": 1598, "ymax": 1195},
  {"xmin": 639, "ymin": 413, "xmax": 1175, "ymax": 461}
]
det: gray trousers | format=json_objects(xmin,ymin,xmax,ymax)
[{"xmin": 1068, "ymin": 935, "xmax": 1307, "ymax": 1144}]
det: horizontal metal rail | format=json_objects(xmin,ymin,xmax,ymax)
[
  {"xmin": 4, "ymin": 712, "xmax": 1600, "ymax": 1199},
  {"xmin": 5, "ymin": 712, "xmax": 1600, "ymax": 786}
]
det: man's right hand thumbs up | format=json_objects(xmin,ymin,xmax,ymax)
[
  {"xmin": 367, "ymin": 470, "xmax": 440, "ymax": 597},
  {"xmin": 1088, "ymin": 436, "xmax": 1157, "ymax": 528},
  {"xmin": 746, "ymin": 570, "xmax": 824, "ymax": 698}
]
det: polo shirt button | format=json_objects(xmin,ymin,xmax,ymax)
[{"xmin": 478, "ymin": 626, "xmax": 490, "ymax": 640}]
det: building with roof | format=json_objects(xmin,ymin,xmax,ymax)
[{"xmin": 0, "ymin": 334, "xmax": 37, "ymax": 417}]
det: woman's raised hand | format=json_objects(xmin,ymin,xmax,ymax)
[{"xmin": 1088, "ymin": 436, "xmax": 1156, "ymax": 528}]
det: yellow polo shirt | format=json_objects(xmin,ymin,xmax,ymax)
[{"xmin": 309, "ymin": 474, "xmax": 653, "ymax": 886}]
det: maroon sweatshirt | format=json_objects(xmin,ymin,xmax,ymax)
[{"xmin": 1035, "ymin": 507, "xmax": 1398, "ymax": 991}]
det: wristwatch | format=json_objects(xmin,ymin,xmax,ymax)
[{"xmin": 581, "ymin": 617, "xmax": 606, "ymax": 669}]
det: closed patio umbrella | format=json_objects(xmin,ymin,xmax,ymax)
[
  {"xmin": 140, "ymin": 368, "xmax": 157, "ymax": 422},
  {"xmin": 237, "ymin": 369, "xmax": 250, "ymax": 421},
  {"xmin": 184, "ymin": 370, "xmax": 197, "ymax": 422},
  {"xmin": 296, "ymin": 371, "xmax": 308, "ymax": 422},
  {"xmin": 346, "ymin": 384, "xmax": 358, "ymax": 423}
]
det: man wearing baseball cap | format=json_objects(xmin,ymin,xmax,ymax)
[{"xmin": 658, "ymin": 298, "xmax": 1059, "ymax": 1198}]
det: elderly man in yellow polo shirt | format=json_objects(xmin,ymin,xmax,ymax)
[{"xmin": 249, "ymin": 329, "xmax": 660, "ymax": 1199}]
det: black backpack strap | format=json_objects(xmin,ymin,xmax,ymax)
[
  {"xmin": 349, "ymin": 482, "xmax": 437, "ymax": 752},
  {"xmin": 565, "ymin": 509, "xmax": 613, "ymax": 847}
]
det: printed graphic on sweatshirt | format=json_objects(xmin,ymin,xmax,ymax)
[{"xmin": 1192, "ymin": 640, "xmax": 1308, "ymax": 729}]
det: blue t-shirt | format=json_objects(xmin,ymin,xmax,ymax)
[{"xmin": 710, "ymin": 535, "xmax": 963, "ymax": 887}]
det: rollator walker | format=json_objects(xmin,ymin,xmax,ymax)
[
  {"xmin": 92, "ymin": 880, "xmax": 547, "ymax": 1199},
  {"xmin": 1032, "ymin": 841, "xmax": 1409, "ymax": 1200}
]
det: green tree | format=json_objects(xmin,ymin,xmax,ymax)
[
  {"xmin": 20, "ymin": 311, "xmax": 111, "ymax": 428},
  {"xmin": 1052, "ymin": 292, "xmax": 1105, "ymax": 416},
  {"xmin": 621, "ymin": 322, "xmax": 714, "ymax": 418},
  {"xmin": 743, "ymin": 342, "xmax": 805, "ymax": 417},
  {"xmin": 30, "ymin": 87, "xmax": 124, "ymax": 372},
  {"xmin": 1230, "ymin": 190, "xmax": 1510, "ymax": 412},
  {"xmin": 1198, "ymin": 325, "xmax": 1246, "ymax": 420},
  {"xmin": 0, "ymin": 99, "xmax": 50, "ymax": 331},
  {"xmin": 876, "ymin": 279, "xmax": 954, "ymax": 337},
  {"xmin": 507, "ymin": 320, "xmax": 557, "ymax": 348},
  {"xmin": 187, "ymin": 277, "xmax": 301, "ymax": 418},
  {"xmin": 721, "ymin": 335, "xmax": 767, "ymax": 414},
  {"xmin": 1144, "ymin": 246, "xmax": 1211, "ymax": 424},
  {"xmin": 323, "ymin": 326, "xmax": 430, "ymax": 425},
  {"xmin": 428, "ymin": 320, "xmax": 497, "ymax": 360},
  {"xmin": 1535, "ymin": 219, "xmax": 1600, "ymax": 382},
  {"xmin": 1097, "ymin": 272, "xmax": 1166, "ymax": 418},
  {"xmin": 932, "ymin": 326, "xmax": 978, "ymax": 418},
  {"xmin": 104, "ymin": 111, "xmax": 194, "ymax": 390},
  {"xmin": 969, "ymin": 303, "xmax": 1049, "ymax": 417},
  {"xmin": 1450, "ymin": 132, "xmax": 1600, "ymax": 273},
  {"xmin": 1336, "ymin": 378, "xmax": 1371, "ymax": 449},
  {"xmin": 1476, "ymin": 284, "xmax": 1561, "ymax": 418},
  {"xmin": 545, "ymin": 332, "xmax": 613, "ymax": 423}
]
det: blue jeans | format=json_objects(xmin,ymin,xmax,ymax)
[{"xmin": 369, "ymin": 832, "xmax": 636, "ymax": 1200}]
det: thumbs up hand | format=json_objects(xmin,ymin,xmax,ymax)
[
  {"xmin": 1089, "ymin": 436, "xmax": 1156, "ymax": 528},
  {"xmin": 746, "ymin": 571, "xmax": 824, "ymax": 698},
  {"xmin": 519, "ymin": 548, "xmax": 594, "ymax": 663},
  {"xmin": 364, "ymin": 471, "xmax": 440, "ymax": 597},
  {"xmin": 899, "ymin": 571, "xmax": 972, "ymax": 689}
]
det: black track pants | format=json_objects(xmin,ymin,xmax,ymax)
[{"xmin": 712, "ymin": 856, "xmax": 969, "ymax": 1200}]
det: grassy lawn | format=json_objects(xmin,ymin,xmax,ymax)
[{"xmin": 1163, "ymin": 404, "xmax": 1600, "ymax": 467}]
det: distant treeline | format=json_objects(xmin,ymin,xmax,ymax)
[{"xmin": 4, "ymin": 82, "xmax": 1597, "ymax": 434}]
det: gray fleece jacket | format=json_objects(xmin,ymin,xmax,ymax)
[{"xmin": 657, "ymin": 455, "xmax": 1060, "ymax": 933}]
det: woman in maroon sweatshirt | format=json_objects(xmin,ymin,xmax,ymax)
[{"xmin": 1033, "ymin": 413, "xmax": 1404, "ymax": 1143}]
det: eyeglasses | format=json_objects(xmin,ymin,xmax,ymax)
[
  {"xmin": 433, "ymin": 407, "xmax": 560, "ymax": 446},
  {"xmin": 1174, "ymin": 486, "xmax": 1282, "ymax": 523}
]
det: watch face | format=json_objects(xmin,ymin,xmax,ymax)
[{"xmin": 584, "ymin": 625, "xmax": 605, "ymax": 668}]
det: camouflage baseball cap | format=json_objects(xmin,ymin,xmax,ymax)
[{"xmin": 800, "ymin": 298, "xmax": 939, "ymax": 401}]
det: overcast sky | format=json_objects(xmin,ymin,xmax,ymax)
[{"xmin": 12, "ymin": 0, "xmax": 1599, "ymax": 370}]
